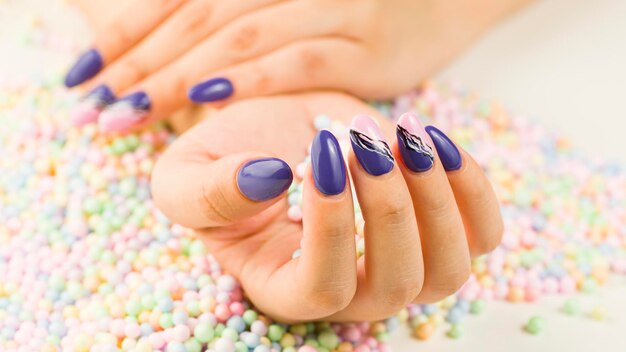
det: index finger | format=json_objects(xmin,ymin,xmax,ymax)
[{"xmin": 64, "ymin": 0, "xmax": 186, "ymax": 87}]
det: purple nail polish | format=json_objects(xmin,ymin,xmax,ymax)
[
  {"xmin": 425, "ymin": 126, "xmax": 462, "ymax": 171},
  {"xmin": 350, "ymin": 115, "xmax": 394, "ymax": 176},
  {"xmin": 188, "ymin": 77, "xmax": 233, "ymax": 103},
  {"xmin": 396, "ymin": 113, "xmax": 435, "ymax": 172},
  {"xmin": 311, "ymin": 130, "xmax": 346, "ymax": 196},
  {"xmin": 64, "ymin": 49, "xmax": 103, "ymax": 88},
  {"xmin": 71, "ymin": 84, "xmax": 116, "ymax": 126},
  {"xmin": 237, "ymin": 158, "xmax": 293, "ymax": 201},
  {"xmin": 99, "ymin": 91, "xmax": 151, "ymax": 132}
]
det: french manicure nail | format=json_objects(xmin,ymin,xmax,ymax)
[
  {"xmin": 396, "ymin": 113, "xmax": 435, "ymax": 172},
  {"xmin": 188, "ymin": 77, "xmax": 233, "ymax": 103},
  {"xmin": 237, "ymin": 158, "xmax": 293, "ymax": 202},
  {"xmin": 99, "ymin": 91, "xmax": 151, "ymax": 132},
  {"xmin": 311, "ymin": 130, "xmax": 346, "ymax": 196},
  {"xmin": 64, "ymin": 49, "xmax": 104, "ymax": 88},
  {"xmin": 71, "ymin": 84, "xmax": 116, "ymax": 126},
  {"xmin": 350, "ymin": 115, "xmax": 394, "ymax": 176},
  {"xmin": 425, "ymin": 126, "xmax": 462, "ymax": 171}
]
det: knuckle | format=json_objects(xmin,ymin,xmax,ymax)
[
  {"xmin": 317, "ymin": 222, "xmax": 355, "ymax": 246},
  {"xmin": 297, "ymin": 46, "xmax": 327, "ymax": 77},
  {"xmin": 302, "ymin": 281, "xmax": 355, "ymax": 314},
  {"xmin": 121, "ymin": 56, "xmax": 149, "ymax": 82},
  {"xmin": 176, "ymin": 1, "xmax": 213, "ymax": 35},
  {"xmin": 249, "ymin": 65, "xmax": 273, "ymax": 93},
  {"xmin": 107, "ymin": 22, "xmax": 133, "ymax": 51},
  {"xmin": 422, "ymin": 192, "xmax": 456, "ymax": 220},
  {"xmin": 227, "ymin": 23, "xmax": 259, "ymax": 53},
  {"xmin": 376, "ymin": 199, "xmax": 412, "ymax": 226},
  {"xmin": 425, "ymin": 267, "xmax": 471, "ymax": 301},
  {"xmin": 372, "ymin": 279, "xmax": 422, "ymax": 310}
]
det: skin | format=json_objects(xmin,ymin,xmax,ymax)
[
  {"xmin": 70, "ymin": 0, "xmax": 533, "ymax": 130},
  {"xmin": 151, "ymin": 93, "xmax": 504, "ymax": 322}
]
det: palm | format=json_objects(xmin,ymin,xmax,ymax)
[{"xmin": 183, "ymin": 93, "xmax": 393, "ymax": 316}]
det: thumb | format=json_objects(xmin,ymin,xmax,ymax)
[{"xmin": 152, "ymin": 149, "xmax": 293, "ymax": 229}]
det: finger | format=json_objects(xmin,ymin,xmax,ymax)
[
  {"xmin": 98, "ymin": 4, "xmax": 346, "ymax": 132},
  {"xmin": 152, "ymin": 133, "xmax": 293, "ymax": 229},
  {"xmin": 64, "ymin": 0, "xmax": 187, "ymax": 87},
  {"xmin": 188, "ymin": 38, "xmax": 365, "ymax": 106},
  {"xmin": 248, "ymin": 130, "xmax": 357, "ymax": 321},
  {"xmin": 92, "ymin": 0, "xmax": 284, "ymax": 93},
  {"xmin": 329, "ymin": 115, "xmax": 424, "ymax": 322},
  {"xmin": 393, "ymin": 113, "xmax": 471, "ymax": 304},
  {"xmin": 425, "ymin": 126, "xmax": 504, "ymax": 257}
]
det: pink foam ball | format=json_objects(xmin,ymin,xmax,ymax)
[
  {"xmin": 543, "ymin": 278, "xmax": 559, "ymax": 294},
  {"xmin": 148, "ymin": 332, "xmax": 165, "ymax": 349},
  {"xmin": 171, "ymin": 325, "xmax": 190, "ymax": 342},
  {"xmin": 109, "ymin": 319, "xmax": 125, "ymax": 338},
  {"xmin": 342, "ymin": 326, "xmax": 361, "ymax": 342},
  {"xmin": 560, "ymin": 277, "xmax": 576, "ymax": 294},
  {"xmin": 298, "ymin": 346, "xmax": 318, "ymax": 352},
  {"xmin": 124, "ymin": 322, "xmax": 141, "ymax": 339},
  {"xmin": 214, "ymin": 304, "xmax": 231, "ymax": 322},
  {"xmin": 525, "ymin": 287, "xmax": 540, "ymax": 302},
  {"xmin": 379, "ymin": 345, "xmax": 393, "ymax": 352},
  {"xmin": 229, "ymin": 302, "xmax": 245, "ymax": 316},
  {"xmin": 494, "ymin": 283, "xmax": 509, "ymax": 299}
]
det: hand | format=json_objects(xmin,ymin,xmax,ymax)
[
  {"xmin": 151, "ymin": 92, "xmax": 503, "ymax": 322},
  {"xmin": 66, "ymin": 0, "xmax": 531, "ymax": 132}
]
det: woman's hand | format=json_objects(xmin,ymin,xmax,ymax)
[
  {"xmin": 151, "ymin": 93, "xmax": 503, "ymax": 322},
  {"xmin": 67, "ymin": 0, "xmax": 531, "ymax": 132}
]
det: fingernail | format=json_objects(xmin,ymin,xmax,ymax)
[
  {"xmin": 396, "ymin": 113, "xmax": 435, "ymax": 172},
  {"xmin": 64, "ymin": 49, "xmax": 103, "ymax": 88},
  {"xmin": 71, "ymin": 84, "xmax": 116, "ymax": 126},
  {"xmin": 99, "ymin": 91, "xmax": 151, "ymax": 132},
  {"xmin": 237, "ymin": 158, "xmax": 293, "ymax": 202},
  {"xmin": 350, "ymin": 115, "xmax": 394, "ymax": 176},
  {"xmin": 425, "ymin": 126, "xmax": 462, "ymax": 171},
  {"xmin": 311, "ymin": 130, "xmax": 346, "ymax": 196},
  {"xmin": 188, "ymin": 77, "xmax": 233, "ymax": 103}
]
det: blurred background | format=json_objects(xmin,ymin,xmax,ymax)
[{"xmin": 1, "ymin": 0, "xmax": 625, "ymax": 350}]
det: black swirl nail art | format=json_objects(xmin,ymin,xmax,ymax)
[
  {"xmin": 349, "ymin": 115, "xmax": 395, "ymax": 176},
  {"xmin": 397, "ymin": 125, "xmax": 434, "ymax": 160},
  {"xmin": 396, "ymin": 114, "xmax": 435, "ymax": 172}
]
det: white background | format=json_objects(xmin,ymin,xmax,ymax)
[{"xmin": 1, "ymin": 0, "xmax": 626, "ymax": 351}]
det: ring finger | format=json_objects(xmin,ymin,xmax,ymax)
[{"xmin": 394, "ymin": 113, "xmax": 472, "ymax": 303}]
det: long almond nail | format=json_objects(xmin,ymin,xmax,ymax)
[
  {"xmin": 396, "ymin": 113, "xmax": 435, "ymax": 172},
  {"xmin": 64, "ymin": 49, "xmax": 103, "ymax": 88},
  {"xmin": 425, "ymin": 126, "xmax": 462, "ymax": 171},
  {"xmin": 311, "ymin": 130, "xmax": 346, "ymax": 196},
  {"xmin": 350, "ymin": 115, "xmax": 394, "ymax": 176}
]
